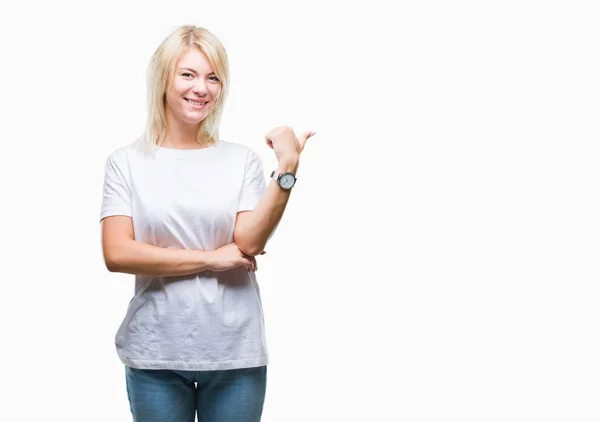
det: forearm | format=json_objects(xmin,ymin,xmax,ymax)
[
  {"xmin": 234, "ymin": 159, "xmax": 298, "ymax": 256},
  {"xmin": 105, "ymin": 239, "xmax": 213, "ymax": 277}
]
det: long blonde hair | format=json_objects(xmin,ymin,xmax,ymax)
[{"xmin": 141, "ymin": 25, "xmax": 230, "ymax": 151}]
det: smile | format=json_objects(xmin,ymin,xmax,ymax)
[{"xmin": 185, "ymin": 99, "xmax": 208, "ymax": 108}]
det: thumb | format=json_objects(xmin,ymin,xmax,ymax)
[{"xmin": 299, "ymin": 130, "xmax": 315, "ymax": 151}]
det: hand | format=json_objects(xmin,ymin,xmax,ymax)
[
  {"xmin": 265, "ymin": 126, "xmax": 315, "ymax": 164},
  {"xmin": 208, "ymin": 243, "xmax": 258, "ymax": 272}
]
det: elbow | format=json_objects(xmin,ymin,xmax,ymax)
[
  {"xmin": 103, "ymin": 249, "xmax": 123, "ymax": 273},
  {"xmin": 233, "ymin": 218, "xmax": 266, "ymax": 256},
  {"xmin": 104, "ymin": 256, "xmax": 120, "ymax": 272},
  {"xmin": 235, "ymin": 236, "xmax": 265, "ymax": 257},
  {"xmin": 237, "ymin": 243, "xmax": 265, "ymax": 257}
]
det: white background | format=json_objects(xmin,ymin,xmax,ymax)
[{"xmin": 0, "ymin": 0, "xmax": 598, "ymax": 421}]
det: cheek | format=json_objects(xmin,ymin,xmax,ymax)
[
  {"xmin": 166, "ymin": 92, "xmax": 181, "ymax": 111},
  {"xmin": 211, "ymin": 87, "xmax": 221, "ymax": 102},
  {"xmin": 166, "ymin": 84, "xmax": 177, "ymax": 100},
  {"xmin": 167, "ymin": 83, "xmax": 189, "ymax": 105},
  {"xmin": 169, "ymin": 80, "xmax": 188, "ymax": 97}
]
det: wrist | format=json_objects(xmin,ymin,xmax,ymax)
[
  {"xmin": 277, "ymin": 156, "xmax": 299, "ymax": 173},
  {"xmin": 200, "ymin": 250, "xmax": 215, "ymax": 272}
]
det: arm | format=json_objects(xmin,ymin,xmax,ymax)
[
  {"xmin": 100, "ymin": 155, "xmax": 255, "ymax": 277},
  {"xmin": 234, "ymin": 127, "xmax": 315, "ymax": 256},
  {"xmin": 234, "ymin": 158, "xmax": 298, "ymax": 256},
  {"xmin": 102, "ymin": 215, "xmax": 254, "ymax": 277}
]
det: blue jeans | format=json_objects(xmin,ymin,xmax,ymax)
[{"xmin": 125, "ymin": 365, "xmax": 267, "ymax": 422}]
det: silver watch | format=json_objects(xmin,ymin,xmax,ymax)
[{"xmin": 270, "ymin": 171, "xmax": 297, "ymax": 190}]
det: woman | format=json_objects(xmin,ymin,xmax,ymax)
[{"xmin": 100, "ymin": 24, "xmax": 314, "ymax": 422}]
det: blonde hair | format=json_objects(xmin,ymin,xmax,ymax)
[{"xmin": 141, "ymin": 25, "xmax": 230, "ymax": 151}]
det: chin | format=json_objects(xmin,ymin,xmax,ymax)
[{"xmin": 183, "ymin": 112, "xmax": 207, "ymax": 124}]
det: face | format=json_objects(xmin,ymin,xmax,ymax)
[{"xmin": 164, "ymin": 47, "xmax": 221, "ymax": 127}]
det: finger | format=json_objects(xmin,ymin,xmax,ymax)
[
  {"xmin": 298, "ymin": 130, "xmax": 315, "ymax": 151},
  {"xmin": 240, "ymin": 257, "xmax": 252, "ymax": 271},
  {"xmin": 242, "ymin": 256, "xmax": 256, "ymax": 272}
]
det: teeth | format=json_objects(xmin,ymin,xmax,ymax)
[{"xmin": 187, "ymin": 99, "xmax": 206, "ymax": 106}]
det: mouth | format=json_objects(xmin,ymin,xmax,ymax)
[{"xmin": 185, "ymin": 98, "xmax": 209, "ymax": 109}]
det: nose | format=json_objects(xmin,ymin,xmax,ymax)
[{"xmin": 192, "ymin": 81, "xmax": 208, "ymax": 97}]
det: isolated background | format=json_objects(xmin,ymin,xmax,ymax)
[{"xmin": 0, "ymin": 0, "xmax": 598, "ymax": 421}]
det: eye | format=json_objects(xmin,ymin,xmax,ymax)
[
  {"xmin": 209, "ymin": 76, "xmax": 220, "ymax": 82},
  {"xmin": 181, "ymin": 72, "xmax": 193, "ymax": 78}
]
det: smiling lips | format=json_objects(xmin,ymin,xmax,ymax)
[{"xmin": 185, "ymin": 98, "xmax": 208, "ymax": 109}]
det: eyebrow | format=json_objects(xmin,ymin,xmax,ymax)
[{"xmin": 179, "ymin": 67, "xmax": 216, "ymax": 75}]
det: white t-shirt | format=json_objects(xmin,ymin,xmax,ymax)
[{"xmin": 100, "ymin": 138, "xmax": 269, "ymax": 371}]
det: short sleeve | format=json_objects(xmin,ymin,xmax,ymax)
[
  {"xmin": 238, "ymin": 149, "xmax": 267, "ymax": 212},
  {"xmin": 100, "ymin": 155, "xmax": 132, "ymax": 221}
]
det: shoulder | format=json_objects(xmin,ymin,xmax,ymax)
[{"xmin": 105, "ymin": 138, "xmax": 150, "ymax": 167}]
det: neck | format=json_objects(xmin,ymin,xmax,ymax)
[{"xmin": 163, "ymin": 114, "xmax": 211, "ymax": 150}]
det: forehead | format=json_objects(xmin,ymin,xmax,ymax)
[{"xmin": 175, "ymin": 47, "xmax": 214, "ymax": 73}]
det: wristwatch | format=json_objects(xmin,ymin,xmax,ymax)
[{"xmin": 270, "ymin": 170, "xmax": 297, "ymax": 190}]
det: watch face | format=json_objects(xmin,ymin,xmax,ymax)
[{"xmin": 280, "ymin": 173, "xmax": 295, "ymax": 189}]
